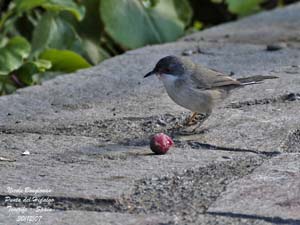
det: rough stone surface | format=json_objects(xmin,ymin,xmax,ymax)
[
  {"xmin": 209, "ymin": 153, "xmax": 300, "ymax": 221},
  {"xmin": 0, "ymin": 3, "xmax": 300, "ymax": 225}
]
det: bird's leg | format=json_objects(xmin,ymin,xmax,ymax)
[
  {"xmin": 185, "ymin": 112, "xmax": 198, "ymax": 126},
  {"xmin": 190, "ymin": 112, "xmax": 211, "ymax": 132},
  {"xmin": 173, "ymin": 112, "xmax": 197, "ymax": 130},
  {"xmin": 178, "ymin": 112, "xmax": 211, "ymax": 135}
]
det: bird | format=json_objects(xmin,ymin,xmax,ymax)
[{"xmin": 144, "ymin": 55, "xmax": 277, "ymax": 127}]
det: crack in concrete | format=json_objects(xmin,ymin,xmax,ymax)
[
  {"xmin": 175, "ymin": 140, "xmax": 281, "ymax": 157},
  {"xmin": 122, "ymin": 156, "xmax": 267, "ymax": 223}
]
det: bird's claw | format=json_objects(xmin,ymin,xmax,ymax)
[
  {"xmin": 184, "ymin": 112, "xmax": 202, "ymax": 126},
  {"xmin": 185, "ymin": 119, "xmax": 198, "ymax": 126}
]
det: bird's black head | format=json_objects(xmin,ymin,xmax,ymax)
[{"xmin": 144, "ymin": 55, "xmax": 185, "ymax": 78}]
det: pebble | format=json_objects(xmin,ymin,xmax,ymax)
[{"xmin": 22, "ymin": 150, "xmax": 30, "ymax": 156}]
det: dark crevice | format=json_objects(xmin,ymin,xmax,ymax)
[
  {"xmin": 207, "ymin": 211, "xmax": 300, "ymax": 224},
  {"xmin": 122, "ymin": 156, "xmax": 267, "ymax": 223},
  {"xmin": 175, "ymin": 140, "xmax": 281, "ymax": 157},
  {"xmin": 120, "ymin": 138, "xmax": 281, "ymax": 157}
]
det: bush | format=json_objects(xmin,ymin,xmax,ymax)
[{"xmin": 0, "ymin": 0, "xmax": 296, "ymax": 95}]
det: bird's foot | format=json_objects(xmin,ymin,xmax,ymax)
[
  {"xmin": 177, "ymin": 126, "xmax": 209, "ymax": 136},
  {"xmin": 185, "ymin": 112, "xmax": 199, "ymax": 126},
  {"xmin": 170, "ymin": 112, "xmax": 211, "ymax": 135},
  {"xmin": 185, "ymin": 119, "xmax": 198, "ymax": 126},
  {"xmin": 176, "ymin": 113, "xmax": 210, "ymax": 135},
  {"xmin": 184, "ymin": 113, "xmax": 209, "ymax": 127}
]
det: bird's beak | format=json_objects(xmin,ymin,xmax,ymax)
[{"xmin": 144, "ymin": 70, "xmax": 155, "ymax": 78}]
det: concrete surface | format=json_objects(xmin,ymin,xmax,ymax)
[{"xmin": 0, "ymin": 3, "xmax": 300, "ymax": 225}]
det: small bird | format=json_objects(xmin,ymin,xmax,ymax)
[{"xmin": 144, "ymin": 55, "xmax": 277, "ymax": 126}]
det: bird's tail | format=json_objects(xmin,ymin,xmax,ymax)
[{"xmin": 237, "ymin": 75, "xmax": 278, "ymax": 85}]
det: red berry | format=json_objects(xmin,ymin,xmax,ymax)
[{"xmin": 150, "ymin": 133, "xmax": 174, "ymax": 154}]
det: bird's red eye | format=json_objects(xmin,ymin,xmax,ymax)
[{"xmin": 164, "ymin": 68, "xmax": 171, "ymax": 73}]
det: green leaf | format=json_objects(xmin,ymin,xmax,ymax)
[
  {"xmin": 33, "ymin": 59, "xmax": 52, "ymax": 72},
  {"xmin": 14, "ymin": 59, "xmax": 51, "ymax": 85},
  {"xmin": 193, "ymin": 21, "xmax": 203, "ymax": 30},
  {"xmin": 82, "ymin": 38, "xmax": 110, "ymax": 65},
  {"xmin": 15, "ymin": 0, "xmax": 44, "ymax": 11},
  {"xmin": 15, "ymin": 0, "xmax": 85, "ymax": 21},
  {"xmin": 226, "ymin": 0, "xmax": 264, "ymax": 16},
  {"xmin": 76, "ymin": 0, "xmax": 103, "ymax": 42},
  {"xmin": 2, "ymin": 82, "xmax": 17, "ymax": 95},
  {"xmin": 31, "ymin": 12, "xmax": 83, "ymax": 57},
  {"xmin": 0, "ymin": 74, "xmax": 17, "ymax": 95},
  {"xmin": 173, "ymin": 0, "xmax": 193, "ymax": 26},
  {"xmin": 0, "ymin": 3, "xmax": 19, "ymax": 36},
  {"xmin": 0, "ymin": 37, "xmax": 8, "ymax": 48},
  {"xmin": 39, "ymin": 49, "xmax": 91, "ymax": 73},
  {"xmin": 15, "ymin": 62, "xmax": 40, "ymax": 85},
  {"xmin": 0, "ymin": 36, "xmax": 31, "ymax": 75},
  {"xmin": 100, "ymin": 0, "xmax": 190, "ymax": 49}
]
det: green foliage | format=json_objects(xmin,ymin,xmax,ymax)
[
  {"xmin": 31, "ymin": 11, "xmax": 83, "ymax": 56},
  {"xmin": 0, "ymin": 0, "xmax": 90, "ymax": 95},
  {"xmin": 77, "ymin": 0, "xmax": 102, "ymax": 42},
  {"xmin": 0, "ymin": 0, "xmax": 194, "ymax": 96},
  {"xmin": 15, "ymin": 0, "xmax": 85, "ymax": 20},
  {"xmin": 81, "ymin": 39, "xmax": 110, "ymax": 65},
  {"xmin": 210, "ymin": 0, "xmax": 274, "ymax": 16},
  {"xmin": 0, "ymin": 36, "xmax": 30, "ymax": 75},
  {"xmin": 226, "ymin": 0, "xmax": 264, "ymax": 16},
  {"xmin": 15, "ymin": 60, "xmax": 51, "ymax": 85},
  {"xmin": 40, "ymin": 49, "xmax": 91, "ymax": 72},
  {"xmin": 100, "ymin": 0, "xmax": 192, "ymax": 49},
  {"xmin": 173, "ymin": 0, "xmax": 193, "ymax": 27},
  {"xmin": 76, "ymin": 0, "xmax": 110, "ymax": 63}
]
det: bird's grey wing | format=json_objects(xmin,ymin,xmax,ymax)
[{"xmin": 190, "ymin": 65, "xmax": 241, "ymax": 89}]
